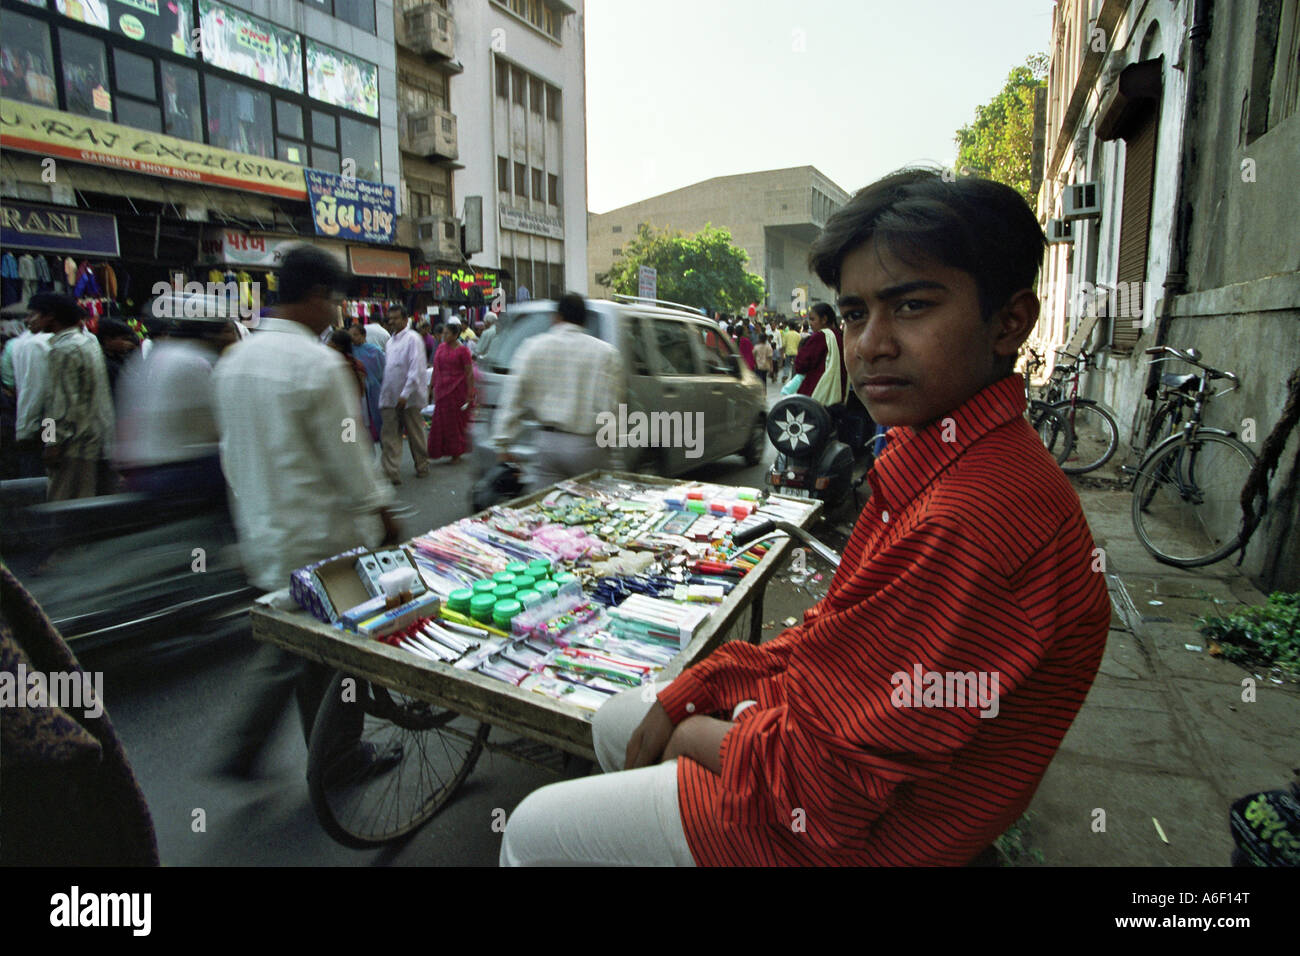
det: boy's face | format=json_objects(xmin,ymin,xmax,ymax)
[{"xmin": 838, "ymin": 238, "xmax": 1034, "ymax": 429}]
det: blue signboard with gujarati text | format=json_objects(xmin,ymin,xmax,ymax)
[
  {"xmin": 304, "ymin": 169, "xmax": 396, "ymax": 246},
  {"xmin": 1, "ymin": 201, "xmax": 120, "ymax": 256}
]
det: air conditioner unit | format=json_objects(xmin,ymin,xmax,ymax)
[
  {"xmin": 1046, "ymin": 218, "xmax": 1076, "ymax": 243},
  {"xmin": 1063, "ymin": 181, "xmax": 1101, "ymax": 219}
]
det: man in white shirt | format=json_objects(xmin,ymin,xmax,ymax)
[
  {"xmin": 114, "ymin": 301, "xmax": 228, "ymax": 504},
  {"xmin": 492, "ymin": 293, "xmax": 624, "ymax": 491},
  {"xmin": 211, "ymin": 245, "xmax": 400, "ymax": 778},
  {"xmin": 364, "ymin": 316, "xmax": 391, "ymax": 350},
  {"xmin": 6, "ymin": 307, "xmax": 53, "ymax": 478},
  {"xmin": 377, "ymin": 304, "xmax": 429, "ymax": 484},
  {"xmin": 473, "ymin": 313, "xmax": 499, "ymax": 357}
]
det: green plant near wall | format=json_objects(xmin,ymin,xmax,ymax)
[{"xmin": 1198, "ymin": 592, "xmax": 1300, "ymax": 681}]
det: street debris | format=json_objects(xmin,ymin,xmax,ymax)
[
  {"xmin": 1152, "ymin": 817, "xmax": 1169, "ymax": 844},
  {"xmin": 782, "ymin": 617, "xmax": 797, "ymax": 627},
  {"xmin": 1184, "ymin": 644, "xmax": 1203, "ymax": 652}
]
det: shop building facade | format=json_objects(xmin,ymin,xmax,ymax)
[
  {"xmin": 1033, "ymin": 0, "xmax": 1300, "ymax": 589},
  {"xmin": 449, "ymin": 0, "xmax": 587, "ymax": 302},
  {"xmin": 1, "ymin": 0, "xmax": 411, "ymax": 321}
]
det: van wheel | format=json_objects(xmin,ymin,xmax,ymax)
[{"xmin": 742, "ymin": 417, "xmax": 765, "ymax": 466}]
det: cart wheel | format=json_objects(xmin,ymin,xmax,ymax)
[{"xmin": 307, "ymin": 672, "xmax": 489, "ymax": 849}]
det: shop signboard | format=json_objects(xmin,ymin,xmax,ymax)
[
  {"xmin": 305, "ymin": 40, "xmax": 378, "ymax": 118},
  {"xmin": 198, "ymin": 230, "xmax": 297, "ymax": 267},
  {"xmin": 499, "ymin": 204, "xmax": 564, "ymax": 240},
  {"xmin": 1, "ymin": 201, "xmax": 119, "ymax": 257},
  {"xmin": 305, "ymin": 169, "xmax": 396, "ymax": 245},
  {"xmin": 55, "ymin": 0, "xmax": 196, "ymax": 57},
  {"xmin": 348, "ymin": 246, "xmax": 410, "ymax": 280},
  {"xmin": 0, "ymin": 98, "xmax": 307, "ymax": 199},
  {"xmin": 427, "ymin": 266, "xmax": 501, "ymax": 303},
  {"xmin": 198, "ymin": 0, "xmax": 303, "ymax": 93}
]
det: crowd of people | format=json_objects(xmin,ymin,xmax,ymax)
[
  {"xmin": 0, "ymin": 281, "xmax": 503, "ymax": 505},
  {"xmin": 711, "ymin": 307, "xmax": 849, "ymax": 406}
]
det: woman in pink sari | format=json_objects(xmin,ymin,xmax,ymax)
[{"xmin": 426, "ymin": 321, "xmax": 475, "ymax": 462}]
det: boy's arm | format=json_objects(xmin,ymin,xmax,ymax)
[{"xmin": 699, "ymin": 516, "xmax": 1086, "ymax": 854}]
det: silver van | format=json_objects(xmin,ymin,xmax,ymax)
[{"xmin": 469, "ymin": 297, "xmax": 767, "ymax": 480}]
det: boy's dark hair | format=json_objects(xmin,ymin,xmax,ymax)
[
  {"xmin": 278, "ymin": 245, "xmax": 346, "ymax": 305},
  {"xmin": 557, "ymin": 292, "xmax": 586, "ymax": 325},
  {"xmin": 808, "ymin": 167, "xmax": 1047, "ymax": 321},
  {"xmin": 96, "ymin": 316, "xmax": 134, "ymax": 341},
  {"xmin": 28, "ymin": 292, "xmax": 84, "ymax": 327}
]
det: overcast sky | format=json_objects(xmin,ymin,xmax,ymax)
[{"xmin": 584, "ymin": 0, "xmax": 1053, "ymax": 213}]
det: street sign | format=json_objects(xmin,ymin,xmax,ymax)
[{"xmin": 638, "ymin": 265, "xmax": 657, "ymax": 300}]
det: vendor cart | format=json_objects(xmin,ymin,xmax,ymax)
[{"xmin": 250, "ymin": 472, "xmax": 820, "ymax": 849}]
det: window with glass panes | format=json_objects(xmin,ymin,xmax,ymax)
[{"xmin": 5, "ymin": 3, "xmax": 383, "ymax": 180}]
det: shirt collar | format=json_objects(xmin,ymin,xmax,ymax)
[
  {"xmin": 255, "ymin": 316, "xmax": 319, "ymax": 339},
  {"xmin": 868, "ymin": 373, "xmax": 1027, "ymax": 508}
]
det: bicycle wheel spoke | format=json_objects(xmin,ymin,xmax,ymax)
[{"xmin": 1132, "ymin": 434, "xmax": 1256, "ymax": 566}]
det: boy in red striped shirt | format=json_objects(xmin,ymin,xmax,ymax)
[{"xmin": 500, "ymin": 168, "xmax": 1111, "ymax": 866}]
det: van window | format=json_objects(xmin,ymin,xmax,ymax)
[
  {"xmin": 482, "ymin": 309, "xmax": 603, "ymax": 369},
  {"xmin": 697, "ymin": 325, "xmax": 738, "ymax": 375},
  {"xmin": 623, "ymin": 317, "xmax": 653, "ymax": 375},
  {"xmin": 650, "ymin": 319, "xmax": 704, "ymax": 375}
]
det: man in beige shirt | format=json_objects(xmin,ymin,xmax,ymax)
[{"xmin": 491, "ymin": 293, "xmax": 624, "ymax": 491}]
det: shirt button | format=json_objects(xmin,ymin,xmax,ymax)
[
  {"xmin": 685, "ymin": 703, "xmax": 696, "ymax": 714},
  {"xmin": 881, "ymin": 510, "xmax": 890, "ymax": 523}
]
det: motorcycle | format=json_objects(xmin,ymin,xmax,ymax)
[
  {"xmin": 765, "ymin": 394, "xmax": 873, "ymax": 509},
  {"xmin": 1, "ymin": 480, "xmax": 255, "ymax": 657}
]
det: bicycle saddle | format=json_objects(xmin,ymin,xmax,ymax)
[{"xmin": 1161, "ymin": 373, "xmax": 1200, "ymax": 391}]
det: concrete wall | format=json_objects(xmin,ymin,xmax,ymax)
[
  {"xmin": 450, "ymin": 0, "xmax": 587, "ymax": 291},
  {"xmin": 1036, "ymin": 0, "xmax": 1300, "ymax": 589}
]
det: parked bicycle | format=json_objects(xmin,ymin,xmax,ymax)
[
  {"xmin": 1041, "ymin": 347, "xmax": 1120, "ymax": 475},
  {"xmin": 1128, "ymin": 346, "xmax": 1257, "ymax": 567},
  {"xmin": 1021, "ymin": 348, "xmax": 1074, "ymax": 467}
]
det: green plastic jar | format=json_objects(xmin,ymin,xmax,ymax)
[
  {"xmin": 512, "ymin": 574, "xmax": 537, "ymax": 592},
  {"xmin": 516, "ymin": 589, "xmax": 542, "ymax": 608},
  {"xmin": 527, "ymin": 559, "xmax": 551, "ymax": 578},
  {"xmin": 492, "ymin": 571, "xmax": 516, "ymax": 585},
  {"xmin": 470, "ymin": 593, "xmax": 496, "ymax": 623},
  {"xmin": 536, "ymin": 580, "xmax": 560, "ymax": 600},
  {"xmin": 552, "ymin": 572, "xmax": 578, "ymax": 587},
  {"xmin": 492, "ymin": 584, "xmax": 518, "ymax": 602},
  {"xmin": 447, "ymin": 589, "xmax": 474, "ymax": 613},
  {"xmin": 471, "ymin": 579, "xmax": 497, "ymax": 595},
  {"xmin": 492, "ymin": 599, "xmax": 523, "ymax": 627},
  {"xmin": 505, "ymin": 561, "xmax": 528, "ymax": 576}
]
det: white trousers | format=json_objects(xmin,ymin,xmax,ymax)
[{"xmin": 498, "ymin": 683, "xmax": 696, "ymax": 866}]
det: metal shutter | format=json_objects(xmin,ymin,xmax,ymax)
[{"xmin": 1111, "ymin": 105, "xmax": 1159, "ymax": 353}]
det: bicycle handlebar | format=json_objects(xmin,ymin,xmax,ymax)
[
  {"xmin": 1143, "ymin": 345, "xmax": 1241, "ymax": 395},
  {"xmin": 733, "ymin": 518, "xmax": 841, "ymax": 568}
]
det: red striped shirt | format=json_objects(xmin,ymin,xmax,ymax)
[{"xmin": 657, "ymin": 374, "xmax": 1111, "ymax": 865}]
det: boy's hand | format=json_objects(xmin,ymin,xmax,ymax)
[
  {"xmin": 663, "ymin": 716, "xmax": 731, "ymax": 775},
  {"xmin": 625, "ymin": 701, "xmax": 674, "ymax": 769}
]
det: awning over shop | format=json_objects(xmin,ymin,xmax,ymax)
[
  {"xmin": 1097, "ymin": 57, "xmax": 1164, "ymax": 142},
  {"xmin": 349, "ymin": 246, "xmax": 411, "ymax": 279}
]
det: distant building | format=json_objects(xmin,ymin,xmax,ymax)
[
  {"xmin": 1035, "ymin": 0, "xmax": 1300, "ymax": 589},
  {"xmin": 587, "ymin": 166, "xmax": 851, "ymax": 313},
  {"xmin": 450, "ymin": 0, "xmax": 587, "ymax": 303}
]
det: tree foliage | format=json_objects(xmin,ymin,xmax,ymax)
[
  {"xmin": 955, "ymin": 53, "xmax": 1049, "ymax": 203},
  {"xmin": 594, "ymin": 223, "xmax": 765, "ymax": 312}
]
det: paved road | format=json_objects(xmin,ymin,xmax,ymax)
[{"xmin": 83, "ymin": 417, "xmax": 785, "ymax": 866}]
